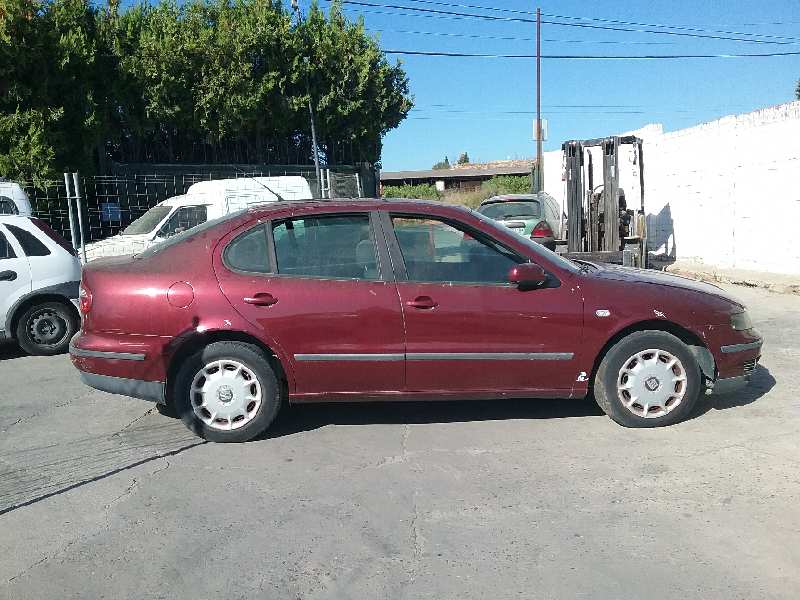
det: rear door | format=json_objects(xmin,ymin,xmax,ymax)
[
  {"xmin": 214, "ymin": 210, "xmax": 406, "ymax": 397},
  {"xmin": 0, "ymin": 225, "xmax": 32, "ymax": 335},
  {"xmin": 382, "ymin": 212, "xmax": 583, "ymax": 395}
]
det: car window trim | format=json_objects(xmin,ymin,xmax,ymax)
[
  {"xmin": 382, "ymin": 211, "xmax": 531, "ymax": 287},
  {"xmin": 266, "ymin": 210, "xmax": 391, "ymax": 283}
]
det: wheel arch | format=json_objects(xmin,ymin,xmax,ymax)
[
  {"xmin": 7, "ymin": 292, "xmax": 79, "ymax": 339},
  {"xmin": 164, "ymin": 329, "xmax": 290, "ymax": 407},
  {"xmin": 589, "ymin": 319, "xmax": 715, "ymax": 387}
]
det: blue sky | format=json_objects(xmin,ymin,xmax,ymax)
[{"xmin": 309, "ymin": 0, "xmax": 800, "ymax": 171}]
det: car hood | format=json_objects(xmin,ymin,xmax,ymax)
[
  {"xmin": 584, "ymin": 264, "xmax": 744, "ymax": 308},
  {"xmin": 85, "ymin": 234, "xmax": 153, "ymax": 261}
]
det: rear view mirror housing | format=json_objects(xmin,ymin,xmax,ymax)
[{"xmin": 508, "ymin": 263, "xmax": 548, "ymax": 290}]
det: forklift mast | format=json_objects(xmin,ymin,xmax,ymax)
[{"xmin": 561, "ymin": 135, "xmax": 646, "ymax": 266}]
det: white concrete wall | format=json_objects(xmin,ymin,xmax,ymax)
[{"xmin": 542, "ymin": 101, "xmax": 800, "ymax": 275}]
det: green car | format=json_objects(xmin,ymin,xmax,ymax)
[{"xmin": 477, "ymin": 193, "xmax": 561, "ymax": 250}]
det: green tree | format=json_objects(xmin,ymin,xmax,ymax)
[
  {"xmin": 0, "ymin": 0, "xmax": 412, "ymax": 183},
  {"xmin": 457, "ymin": 151, "xmax": 469, "ymax": 165},
  {"xmin": 432, "ymin": 156, "xmax": 450, "ymax": 170}
]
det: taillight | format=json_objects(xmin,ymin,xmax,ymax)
[
  {"xmin": 531, "ymin": 221, "xmax": 554, "ymax": 238},
  {"xmin": 79, "ymin": 282, "xmax": 92, "ymax": 314}
]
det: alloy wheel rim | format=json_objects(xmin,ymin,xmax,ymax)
[
  {"xmin": 617, "ymin": 348, "xmax": 687, "ymax": 419},
  {"xmin": 28, "ymin": 310, "xmax": 68, "ymax": 347},
  {"xmin": 190, "ymin": 360, "xmax": 263, "ymax": 431}
]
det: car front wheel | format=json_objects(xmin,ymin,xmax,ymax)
[
  {"xmin": 593, "ymin": 330, "xmax": 702, "ymax": 427},
  {"xmin": 173, "ymin": 341, "xmax": 281, "ymax": 443},
  {"xmin": 15, "ymin": 301, "xmax": 79, "ymax": 356}
]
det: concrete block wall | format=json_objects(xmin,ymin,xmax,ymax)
[{"xmin": 542, "ymin": 101, "xmax": 800, "ymax": 276}]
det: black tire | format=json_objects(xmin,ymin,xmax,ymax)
[
  {"xmin": 172, "ymin": 341, "xmax": 281, "ymax": 443},
  {"xmin": 15, "ymin": 300, "xmax": 79, "ymax": 356},
  {"xmin": 593, "ymin": 330, "xmax": 701, "ymax": 428}
]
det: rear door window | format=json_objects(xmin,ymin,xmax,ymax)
[
  {"xmin": 224, "ymin": 225, "xmax": 270, "ymax": 274},
  {"xmin": 0, "ymin": 230, "xmax": 17, "ymax": 259},
  {"xmin": 272, "ymin": 214, "xmax": 378, "ymax": 280},
  {"xmin": 6, "ymin": 223, "xmax": 50, "ymax": 257}
]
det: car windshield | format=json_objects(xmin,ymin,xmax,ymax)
[
  {"xmin": 136, "ymin": 210, "xmax": 245, "ymax": 258},
  {"xmin": 478, "ymin": 201, "xmax": 541, "ymax": 220},
  {"xmin": 122, "ymin": 206, "xmax": 172, "ymax": 235}
]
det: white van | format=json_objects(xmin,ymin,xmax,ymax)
[
  {"xmin": 85, "ymin": 176, "xmax": 313, "ymax": 260},
  {"xmin": 0, "ymin": 181, "xmax": 33, "ymax": 216}
]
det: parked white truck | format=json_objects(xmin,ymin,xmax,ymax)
[
  {"xmin": 85, "ymin": 176, "xmax": 313, "ymax": 260},
  {"xmin": 0, "ymin": 180, "xmax": 33, "ymax": 216}
]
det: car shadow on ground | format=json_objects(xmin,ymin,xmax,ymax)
[
  {"xmin": 262, "ymin": 364, "xmax": 776, "ymax": 439},
  {"xmin": 260, "ymin": 396, "xmax": 606, "ymax": 440},
  {"xmin": 691, "ymin": 364, "xmax": 775, "ymax": 419},
  {"xmin": 0, "ymin": 341, "xmax": 25, "ymax": 361}
]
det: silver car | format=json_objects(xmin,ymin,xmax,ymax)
[{"xmin": 477, "ymin": 193, "xmax": 562, "ymax": 250}]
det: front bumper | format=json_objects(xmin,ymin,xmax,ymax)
[{"xmin": 710, "ymin": 334, "xmax": 761, "ymax": 395}]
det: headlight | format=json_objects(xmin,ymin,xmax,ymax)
[{"xmin": 730, "ymin": 311, "xmax": 753, "ymax": 331}]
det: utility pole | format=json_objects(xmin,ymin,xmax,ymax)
[
  {"xmin": 292, "ymin": 0, "xmax": 323, "ymax": 197},
  {"xmin": 535, "ymin": 6, "xmax": 543, "ymax": 193}
]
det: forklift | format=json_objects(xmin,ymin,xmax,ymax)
[{"xmin": 559, "ymin": 135, "xmax": 647, "ymax": 267}]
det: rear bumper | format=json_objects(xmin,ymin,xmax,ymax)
[
  {"xmin": 69, "ymin": 332, "xmax": 169, "ymax": 403},
  {"xmin": 78, "ymin": 371, "xmax": 164, "ymax": 403}
]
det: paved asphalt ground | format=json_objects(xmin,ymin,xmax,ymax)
[{"xmin": 0, "ymin": 284, "xmax": 798, "ymax": 600}]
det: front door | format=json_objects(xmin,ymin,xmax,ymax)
[
  {"xmin": 0, "ymin": 226, "xmax": 32, "ymax": 336},
  {"xmin": 384, "ymin": 213, "xmax": 583, "ymax": 395},
  {"xmin": 215, "ymin": 211, "xmax": 405, "ymax": 397}
]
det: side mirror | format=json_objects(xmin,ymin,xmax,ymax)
[{"xmin": 508, "ymin": 263, "xmax": 547, "ymax": 290}]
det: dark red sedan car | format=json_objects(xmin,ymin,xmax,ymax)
[{"xmin": 69, "ymin": 200, "xmax": 762, "ymax": 442}]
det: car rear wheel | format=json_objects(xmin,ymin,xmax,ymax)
[
  {"xmin": 593, "ymin": 331, "xmax": 701, "ymax": 428},
  {"xmin": 15, "ymin": 300, "xmax": 79, "ymax": 356},
  {"xmin": 173, "ymin": 341, "xmax": 281, "ymax": 443}
]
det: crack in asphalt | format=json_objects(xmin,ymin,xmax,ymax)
[
  {"xmin": 408, "ymin": 491, "xmax": 423, "ymax": 585},
  {"xmin": 0, "ymin": 440, "xmax": 205, "ymax": 518},
  {"xmin": 113, "ymin": 407, "xmax": 157, "ymax": 436}
]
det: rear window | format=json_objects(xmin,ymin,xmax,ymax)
[
  {"xmin": 478, "ymin": 201, "xmax": 541, "ymax": 220},
  {"xmin": 31, "ymin": 218, "xmax": 75, "ymax": 256},
  {"xmin": 6, "ymin": 223, "xmax": 50, "ymax": 257}
]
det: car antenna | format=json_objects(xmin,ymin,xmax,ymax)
[{"xmin": 231, "ymin": 166, "xmax": 286, "ymax": 202}]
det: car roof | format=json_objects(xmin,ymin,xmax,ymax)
[
  {"xmin": 0, "ymin": 214, "xmax": 33, "ymax": 223},
  {"xmin": 245, "ymin": 197, "xmax": 471, "ymax": 217}
]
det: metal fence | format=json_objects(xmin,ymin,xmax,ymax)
[{"xmin": 23, "ymin": 164, "xmax": 374, "ymax": 245}]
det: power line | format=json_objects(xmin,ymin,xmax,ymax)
[
  {"xmin": 390, "ymin": 0, "xmax": 800, "ymax": 42},
  {"xmin": 384, "ymin": 49, "xmax": 800, "ymax": 59},
  {"xmin": 334, "ymin": 1, "xmax": 800, "ymax": 45},
  {"xmin": 369, "ymin": 28, "xmax": 676, "ymax": 45}
]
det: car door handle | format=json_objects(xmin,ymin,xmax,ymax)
[
  {"xmin": 243, "ymin": 293, "xmax": 278, "ymax": 307},
  {"xmin": 0, "ymin": 270, "xmax": 17, "ymax": 282},
  {"xmin": 406, "ymin": 295, "xmax": 438, "ymax": 310}
]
